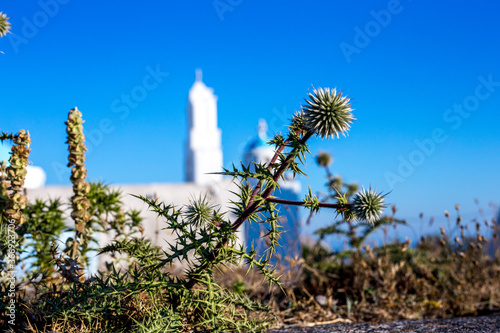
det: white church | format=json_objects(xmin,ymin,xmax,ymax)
[{"xmin": 2, "ymin": 70, "xmax": 303, "ymax": 265}]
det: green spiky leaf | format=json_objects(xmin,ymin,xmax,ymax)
[{"xmin": 352, "ymin": 186, "xmax": 388, "ymax": 224}]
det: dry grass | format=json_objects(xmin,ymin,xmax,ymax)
[{"xmin": 216, "ymin": 216, "xmax": 500, "ymax": 329}]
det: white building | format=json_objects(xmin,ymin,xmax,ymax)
[{"xmin": 186, "ymin": 69, "xmax": 223, "ymax": 185}]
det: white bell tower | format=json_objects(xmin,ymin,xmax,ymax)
[{"xmin": 185, "ymin": 70, "xmax": 223, "ymax": 184}]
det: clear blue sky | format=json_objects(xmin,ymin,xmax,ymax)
[{"xmin": 1, "ymin": 0, "xmax": 499, "ymax": 242}]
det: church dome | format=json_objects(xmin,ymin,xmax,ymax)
[
  {"xmin": 243, "ymin": 119, "xmax": 275, "ymax": 168},
  {"xmin": 245, "ymin": 119, "xmax": 269, "ymax": 151}
]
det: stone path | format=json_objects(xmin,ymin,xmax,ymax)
[{"xmin": 270, "ymin": 314, "xmax": 500, "ymax": 332}]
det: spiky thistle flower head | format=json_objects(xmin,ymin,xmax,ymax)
[
  {"xmin": 316, "ymin": 151, "xmax": 333, "ymax": 167},
  {"xmin": 0, "ymin": 12, "xmax": 11, "ymax": 38},
  {"xmin": 289, "ymin": 110, "xmax": 308, "ymax": 135},
  {"xmin": 352, "ymin": 186, "xmax": 387, "ymax": 224},
  {"xmin": 346, "ymin": 183, "xmax": 359, "ymax": 197},
  {"xmin": 291, "ymin": 110, "xmax": 307, "ymax": 132},
  {"xmin": 328, "ymin": 175, "xmax": 343, "ymax": 192},
  {"xmin": 302, "ymin": 87, "xmax": 355, "ymax": 139},
  {"xmin": 185, "ymin": 195, "xmax": 217, "ymax": 229}
]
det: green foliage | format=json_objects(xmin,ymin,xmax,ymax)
[
  {"xmin": 303, "ymin": 187, "xmax": 320, "ymax": 214},
  {"xmin": 82, "ymin": 181, "xmax": 144, "ymax": 270},
  {"xmin": 20, "ymin": 199, "xmax": 65, "ymax": 277}
]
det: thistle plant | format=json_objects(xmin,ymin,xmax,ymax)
[
  {"xmin": 4, "ymin": 87, "xmax": 392, "ymax": 332},
  {"xmin": 85, "ymin": 86, "xmax": 386, "ymax": 331},
  {"xmin": 180, "ymin": 86, "xmax": 385, "ymax": 289}
]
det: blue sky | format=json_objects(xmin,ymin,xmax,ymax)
[{"xmin": 1, "ymin": 0, "xmax": 499, "ymax": 243}]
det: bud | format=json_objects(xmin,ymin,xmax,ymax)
[
  {"xmin": 352, "ymin": 186, "xmax": 387, "ymax": 224},
  {"xmin": 316, "ymin": 151, "xmax": 332, "ymax": 167}
]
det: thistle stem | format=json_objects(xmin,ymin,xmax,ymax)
[
  {"xmin": 185, "ymin": 131, "xmax": 313, "ymax": 289},
  {"xmin": 266, "ymin": 197, "xmax": 352, "ymax": 210},
  {"xmin": 234, "ymin": 130, "xmax": 313, "ymax": 229},
  {"xmin": 246, "ymin": 129, "xmax": 303, "ymax": 205},
  {"xmin": 324, "ymin": 165, "xmax": 332, "ymax": 178}
]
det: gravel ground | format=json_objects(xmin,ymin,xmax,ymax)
[{"xmin": 269, "ymin": 315, "xmax": 500, "ymax": 332}]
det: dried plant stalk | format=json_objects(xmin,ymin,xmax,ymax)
[
  {"xmin": 66, "ymin": 107, "xmax": 91, "ymax": 275},
  {"xmin": 0, "ymin": 161, "xmax": 9, "ymax": 222},
  {"xmin": 4, "ymin": 130, "xmax": 31, "ymax": 226}
]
